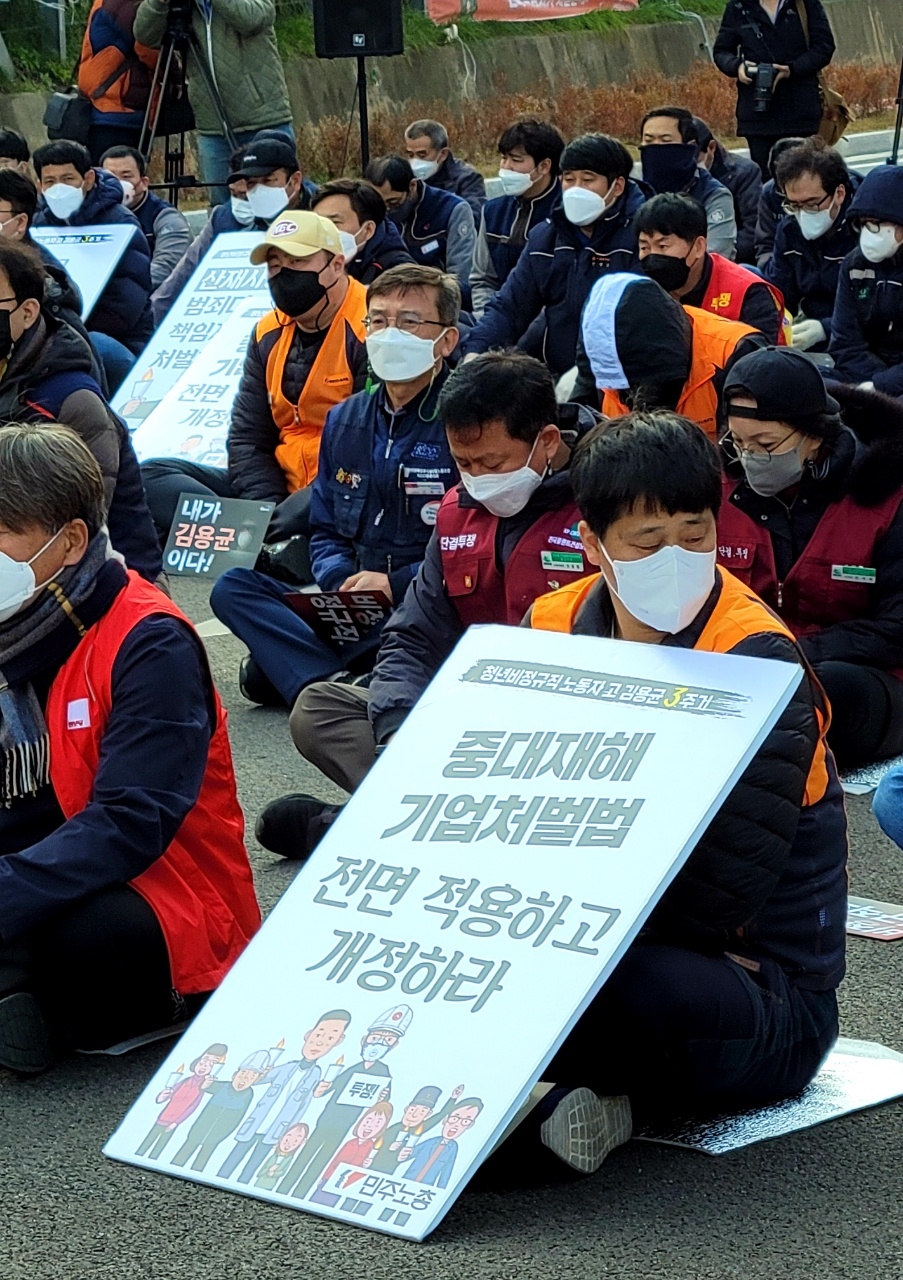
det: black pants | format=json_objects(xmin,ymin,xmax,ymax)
[
  {"xmin": 0, "ymin": 885, "xmax": 186, "ymax": 1051},
  {"xmin": 87, "ymin": 123, "xmax": 145, "ymax": 166},
  {"xmin": 743, "ymin": 134, "xmax": 785, "ymax": 179},
  {"xmin": 813, "ymin": 660, "xmax": 903, "ymax": 770}
]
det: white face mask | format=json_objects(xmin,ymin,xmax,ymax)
[
  {"xmin": 339, "ymin": 230, "xmax": 361, "ymax": 264},
  {"xmin": 410, "ymin": 159, "xmax": 439, "ymax": 182},
  {"xmin": 796, "ymin": 206, "xmax": 835, "ymax": 241},
  {"xmin": 230, "ymin": 194, "xmax": 256, "ymax": 226},
  {"xmin": 497, "ymin": 168, "xmax": 534, "ymax": 198},
  {"xmin": 601, "ymin": 542, "xmax": 716, "ymax": 634},
  {"xmin": 247, "ymin": 183, "xmax": 289, "ymax": 222},
  {"xmin": 562, "ymin": 185, "xmax": 611, "ymax": 228},
  {"xmin": 43, "ymin": 183, "xmax": 84, "ymax": 221},
  {"xmin": 460, "ymin": 436, "xmax": 545, "ymax": 518},
  {"xmin": 860, "ymin": 224, "xmax": 901, "ymax": 264},
  {"xmin": 117, "ymin": 179, "xmax": 137, "ymax": 207},
  {"xmin": 0, "ymin": 528, "xmax": 64, "ymax": 624},
  {"xmin": 366, "ymin": 326, "xmax": 445, "ymax": 383}
]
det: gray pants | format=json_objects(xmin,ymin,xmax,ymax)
[{"xmin": 289, "ymin": 682, "xmax": 377, "ymax": 794}]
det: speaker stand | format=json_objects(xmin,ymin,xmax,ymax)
[{"xmin": 357, "ymin": 55, "xmax": 370, "ymax": 170}]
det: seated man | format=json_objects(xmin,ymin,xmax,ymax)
[
  {"xmin": 519, "ymin": 410, "xmax": 845, "ymax": 1166},
  {"xmin": 257, "ymin": 351, "xmax": 599, "ymax": 857},
  {"xmin": 403, "ymin": 118, "xmax": 486, "ymax": 219},
  {"xmin": 210, "ymin": 263, "xmax": 461, "ymax": 709},
  {"xmin": 471, "ymin": 118, "xmax": 564, "ymax": 317},
  {"xmin": 152, "ymin": 133, "xmax": 311, "ymax": 324},
  {"xmin": 31, "ymin": 140, "xmax": 153, "ymax": 356},
  {"xmin": 0, "ymin": 127, "xmax": 31, "ymax": 175},
  {"xmin": 0, "ymin": 240, "xmax": 161, "ymax": 581},
  {"xmin": 639, "ymin": 107, "xmax": 737, "ymax": 261},
  {"xmin": 754, "ymin": 136, "xmax": 806, "ymax": 270},
  {"xmin": 101, "ymin": 145, "xmax": 192, "ymax": 289},
  {"xmin": 693, "ymin": 116, "xmax": 762, "ymax": 265},
  {"xmin": 766, "ymin": 138, "xmax": 860, "ymax": 353},
  {"xmin": 830, "ymin": 166, "xmax": 903, "ymax": 397},
  {"xmin": 636, "ymin": 193, "xmax": 784, "ymax": 344},
  {"xmin": 578, "ymin": 273, "xmax": 765, "ymax": 438},
  {"xmin": 460, "ymin": 134, "xmax": 645, "ymax": 380},
  {"xmin": 311, "ymin": 178, "xmax": 413, "ymax": 285},
  {"xmin": 141, "ymin": 212, "xmax": 368, "ymax": 547},
  {"xmin": 0, "ymin": 423, "xmax": 259, "ymax": 1073},
  {"xmin": 718, "ymin": 346, "xmax": 903, "ymax": 768},
  {"xmin": 365, "ymin": 156, "xmax": 475, "ymax": 309}
]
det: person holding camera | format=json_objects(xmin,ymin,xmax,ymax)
[{"xmin": 713, "ymin": 0, "xmax": 835, "ymax": 178}]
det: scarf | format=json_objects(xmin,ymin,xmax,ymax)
[{"xmin": 0, "ymin": 532, "xmax": 112, "ymax": 807}]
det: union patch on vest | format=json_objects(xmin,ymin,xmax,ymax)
[
  {"xmin": 67, "ymin": 698, "xmax": 91, "ymax": 730},
  {"xmin": 541, "ymin": 550, "xmax": 584, "ymax": 573},
  {"xmin": 831, "ymin": 564, "xmax": 876, "ymax": 584}
]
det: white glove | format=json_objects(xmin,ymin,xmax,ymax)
[
  {"xmin": 554, "ymin": 366, "xmax": 579, "ymax": 404},
  {"xmin": 858, "ymin": 381, "xmax": 876, "ymax": 392},
  {"xmin": 791, "ymin": 318, "xmax": 827, "ymax": 351}
]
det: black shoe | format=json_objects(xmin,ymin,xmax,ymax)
[
  {"xmin": 0, "ymin": 992, "xmax": 54, "ymax": 1074},
  {"xmin": 239, "ymin": 656, "xmax": 286, "ymax": 708},
  {"xmin": 256, "ymin": 793, "xmax": 341, "ymax": 860}
]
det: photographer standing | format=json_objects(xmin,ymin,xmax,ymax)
[
  {"xmin": 133, "ymin": 0, "xmax": 293, "ymax": 203},
  {"xmin": 713, "ymin": 0, "xmax": 835, "ymax": 177}
]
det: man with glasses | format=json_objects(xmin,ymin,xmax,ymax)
[
  {"xmin": 764, "ymin": 138, "xmax": 860, "ymax": 353},
  {"xmin": 208, "ymin": 263, "xmax": 460, "ymax": 709}
]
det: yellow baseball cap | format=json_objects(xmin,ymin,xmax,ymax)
[{"xmin": 249, "ymin": 211, "xmax": 343, "ymax": 263}]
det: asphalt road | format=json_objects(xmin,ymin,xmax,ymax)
[{"xmin": 4, "ymin": 578, "xmax": 903, "ymax": 1280}]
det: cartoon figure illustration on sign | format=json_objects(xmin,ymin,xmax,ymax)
[
  {"xmin": 254, "ymin": 1123, "xmax": 310, "ymax": 1191},
  {"xmin": 309, "ymin": 1102, "xmax": 394, "ymax": 1206},
  {"xmin": 170, "ymin": 1049, "xmax": 272, "ymax": 1172},
  {"xmin": 218, "ymin": 1009, "xmax": 351, "ymax": 1183},
  {"xmin": 135, "ymin": 1043, "xmax": 227, "ymax": 1160},
  {"xmin": 397, "ymin": 1097, "xmax": 484, "ymax": 1189},
  {"xmin": 368, "ymin": 1083, "xmax": 465, "ymax": 1174},
  {"xmin": 276, "ymin": 1004, "xmax": 414, "ymax": 1200}
]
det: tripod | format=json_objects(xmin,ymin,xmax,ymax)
[
  {"xmin": 890, "ymin": 45, "xmax": 903, "ymax": 167},
  {"xmin": 139, "ymin": 4, "xmax": 238, "ymax": 205},
  {"xmin": 357, "ymin": 55, "xmax": 370, "ymax": 170}
]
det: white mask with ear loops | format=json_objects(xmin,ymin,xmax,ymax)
[
  {"xmin": 601, "ymin": 542, "xmax": 716, "ymax": 634},
  {"xmin": 0, "ymin": 528, "xmax": 64, "ymax": 624}
]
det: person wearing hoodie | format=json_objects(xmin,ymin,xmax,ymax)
[
  {"xmin": 829, "ymin": 166, "xmax": 903, "ymax": 398},
  {"xmin": 765, "ymin": 138, "xmax": 860, "ymax": 353},
  {"xmin": 577, "ymin": 273, "xmax": 765, "ymax": 437},
  {"xmin": 719, "ymin": 346, "xmax": 903, "ymax": 768},
  {"xmin": 459, "ymin": 134, "xmax": 645, "ymax": 380},
  {"xmin": 639, "ymin": 108, "xmax": 738, "ymax": 261},
  {"xmin": 31, "ymin": 141, "xmax": 153, "ymax": 357},
  {"xmin": 256, "ymin": 351, "xmax": 600, "ymax": 861},
  {"xmin": 311, "ymin": 179, "xmax": 414, "ymax": 286}
]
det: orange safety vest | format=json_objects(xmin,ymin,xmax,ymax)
[
  {"xmin": 601, "ymin": 307, "xmax": 759, "ymax": 440},
  {"xmin": 703, "ymin": 253, "xmax": 789, "ymax": 346},
  {"xmin": 530, "ymin": 564, "xmax": 829, "ymax": 806},
  {"xmin": 47, "ymin": 572, "xmax": 260, "ymax": 994},
  {"xmin": 256, "ymin": 276, "xmax": 368, "ymax": 493}
]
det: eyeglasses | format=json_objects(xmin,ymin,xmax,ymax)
[
  {"xmin": 721, "ymin": 428, "xmax": 798, "ymax": 462},
  {"xmin": 363, "ymin": 313, "xmax": 445, "ymax": 335},
  {"xmin": 781, "ymin": 191, "xmax": 833, "ymax": 215}
]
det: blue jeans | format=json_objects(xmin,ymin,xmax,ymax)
[
  {"xmin": 195, "ymin": 122, "xmax": 295, "ymax": 205},
  {"xmin": 209, "ymin": 567, "xmax": 380, "ymax": 707},
  {"xmin": 89, "ymin": 332, "xmax": 136, "ymax": 395},
  {"xmin": 873, "ymin": 764, "xmax": 903, "ymax": 849}
]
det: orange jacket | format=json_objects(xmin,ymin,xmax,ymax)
[{"xmin": 77, "ymin": 0, "xmax": 158, "ymax": 121}]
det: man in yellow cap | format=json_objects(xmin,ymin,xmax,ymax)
[{"xmin": 141, "ymin": 210, "xmax": 369, "ymax": 550}]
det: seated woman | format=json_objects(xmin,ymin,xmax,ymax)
[
  {"xmin": 518, "ymin": 410, "xmax": 846, "ymax": 1177},
  {"xmin": 0, "ymin": 423, "xmax": 259, "ymax": 1074},
  {"xmin": 717, "ymin": 346, "xmax": 903, "ymax": 769}
]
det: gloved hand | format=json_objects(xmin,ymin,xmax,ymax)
[
  {"xmin": 791, "ymin": 318, "xmax": 827, "ymax": 351},
  {"xmin": 858, "ymin": 381, "xmax": 876, "ymax": 392}
]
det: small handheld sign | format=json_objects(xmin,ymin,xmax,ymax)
[
  {"xmin": 30, "ymin": 223, "xmax": 136, "ymax": 320},
  {"xmin": 162, "ymin": 494, "xmax": 274, "ymax": 579},
  {"xmin": 285, "ymin": 590, "xmax": 392, "ymax": 647}
]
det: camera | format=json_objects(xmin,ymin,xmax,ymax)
[{"xmin": 745, "ymin": 62, "xmax": 776, "ymax": 113}]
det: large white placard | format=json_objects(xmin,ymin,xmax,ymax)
[
  {"xmin": 31, "ymin": 223, "xmax": 136, "ymax": 320},
  {"xmin": 105, "ymin": 624, "xmax": 801, "ymax": 1240},
  {"xmin": 111, "ymin": 231, "xmax": 269, "ymax": 433}
]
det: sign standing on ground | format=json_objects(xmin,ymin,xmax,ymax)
[
  {"xmin": 162, "ymin": 493, "xmax": 274, "ymax": 579},
  {"xmin": 105, "ymin": 625, "xmax": 801, "ymax": 1240},
  {"xmin": 30, "ymin": 224, "xmax": 136, "ymax": 320}
]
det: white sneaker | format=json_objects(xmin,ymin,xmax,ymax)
[{"xmin": 540, "ymin": 1088, "xmax": 632, "ymax": 1174}]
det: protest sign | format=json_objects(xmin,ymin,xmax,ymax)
[
  {"xmin": 285, "ymin": 590, "xmax": 393, "ymax": 647},
  {"xmin": 112, "ymin": 231, "xmax": 269, "ymax": 434},
  {"xmin": 846, "ymin": 897, "xmax": 903, "ymax": 941},
  {"xmin": 30, "ymin": 224, "xmax": 136, "ymax": 320},
  {"xmin": 105, "ymin": 624, "xmax": 801, "ymax": 1240},
  {"xmin": 426, "ymin": 0, "xmax": 637, "ymax": 20},
  {"xmin": 162, "ymin": 494, "xmax": 274, "ymax": 579},
  {"xmin": 129, "ymin": 310, "xmax": 268, "ymax": 466}
]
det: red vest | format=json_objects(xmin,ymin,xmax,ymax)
[
  {"xmin": 718, "ymin": 477, "xmax": 903, "ymax": 676},
  {"xmin": 46, "ymin": 573, "xmax": 260, "ymax": 994},
  {"xmin": 703, "ymin": 253, "xmax": 788, "ymax": 345},
  {"xmin": 436, "ymin": 487, "xmax": 594, "ymax": 626}
]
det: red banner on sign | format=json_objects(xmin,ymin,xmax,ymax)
[{"xmin": 426, "ymin": 0, "xmax": 638, "ymax": 20}]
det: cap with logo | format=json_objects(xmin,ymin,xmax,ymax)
[
  {"xmin": 368, "ymin": 1004, "xmax": 414, "ymax": 1038},
  {"xmin": 723, "ymin": 347, "xmax": 840, "ymax": 423},
  {"xmin": 228, "ymin": 136, "xmax": 298, "ymax": 184},
  {"xmin": 249, "ymin": 211, "xmax": 344, "ymax": 264},
  {"xmin": 410, "ymin": 1085, "xmax": 442, "ymax": 1109}
]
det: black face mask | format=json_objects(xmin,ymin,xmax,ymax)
[
  {"xmin": 641, "ymin": 252, "xmax": 692, "ymax": 293},
  {"xmin": 268, "ymin": 265, "xmax": 328, "ymax": 318},
  {"xmin": 624, "ymin": 378, "xmax": 686, "ymax": 412},
  {"xmin": 388, "ymin": 199, "xmax": 413, "ymax": 226},
  {"xmin": 640, "ymin": 142, "xmax": 699, "ymax": 195}
]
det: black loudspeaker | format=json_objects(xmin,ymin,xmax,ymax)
[{"xmin": 313, "ymin": 0, "xmax": 405, "ymax": 59}]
